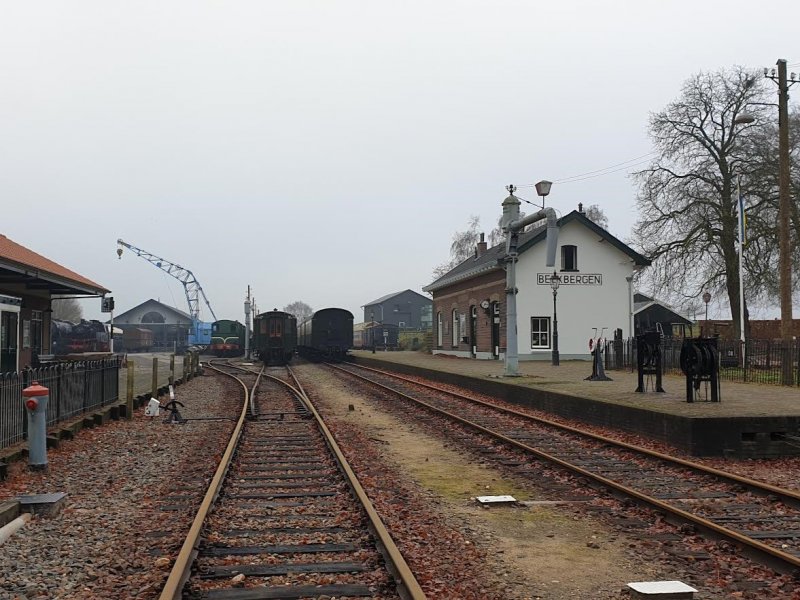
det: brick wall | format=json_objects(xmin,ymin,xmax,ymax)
[
  {"xmin": 431, "ymin": 269, "xmax": 506, "ymax": 354},
  {"xmin": 701, "ymin": 319, "xmax": 800, "ymax": 340}
]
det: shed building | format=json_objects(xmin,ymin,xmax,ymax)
[
  {"xmin": 633, "ymin": 293, "xmax": 693, "ymax": 337},
  {"xmin": 111, "ymin": 299, "xmax": 196, "ymax": 351}
]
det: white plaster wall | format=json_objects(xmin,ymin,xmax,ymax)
[{"xmin": 515, "ymin": 221, "xmax": 638, "ymax": 358}]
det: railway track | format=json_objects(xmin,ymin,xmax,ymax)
[
  {"xmin": 159, "ymin": 360, "xmax": 425, "ymax": 600},
  {"xmin": 328, "ymin": 361, "xmax": 800, "ymax": 576}
]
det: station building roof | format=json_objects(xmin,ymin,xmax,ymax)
[
  {"xmin": 363, "ymin": 289, "xmax": 430, "ymax": 307},
  {"xmin": 424, "ymin": 210, "xmax": 650, "ymax": 294},
  {"xmin": 0, "ymin": 233, "xmax": 109, "ymax": 296}
]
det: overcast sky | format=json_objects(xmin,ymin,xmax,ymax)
[{"xmin": 1, "ymin": 1, "xmax": 797, "ymax": 323}]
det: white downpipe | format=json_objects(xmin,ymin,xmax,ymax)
[{"xmin": 0, "ymin": 513, "xmax": 32, "ymax": 546}]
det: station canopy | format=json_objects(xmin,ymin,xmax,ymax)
[{"xmin": 0, "ymin": 234, "xmax": 109, "ymax": 296}]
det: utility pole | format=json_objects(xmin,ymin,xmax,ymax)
[
  {"xmin": 244, "ymin": 286, "xmax": 251, "ymax": 360},
  {"xmin": 766, "ymin": 59, "xmax": 797, "ymax": 385}
]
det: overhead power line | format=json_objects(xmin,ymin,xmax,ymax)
[{"xmin": 517, "ymin": 151, "xmax": 655, "ymax": 188}]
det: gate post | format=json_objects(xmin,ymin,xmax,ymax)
[
  {"xmin": 151, "ymin": 357, "xmax": 158, "ymax": 401},
  {"xmin": 126, "ymin": 360, "xmax": 135, "ymax": 419}
]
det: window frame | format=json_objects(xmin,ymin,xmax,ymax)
[
  {"xmin": 530, "ymin": 316, "xmax": 551, "ymax": 349},
  {"xmin": 561, "ymin": 245, "xmax": 578, "ymax": 272},
  {"xmin": 451, "ymin": 309, "xmax": 459, "ymax": 347}
]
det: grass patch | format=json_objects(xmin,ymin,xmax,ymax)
[{"xmin": 411, "ymin": 463, "xmax": 530, "ymax": 502}]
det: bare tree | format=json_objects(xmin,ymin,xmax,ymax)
[
  {"xmin": 283, "ymin": 301, "xmax": 313, "ymax": 322},
  {"xmin": 51, "ymin": 297, "xmax": 83, "ymax": 323},
  {"xmin": 431, "ymin": 215, "xmax": 482, "ymax": 279},
  {"xmin": 634, "ymin": 67, "xmax": 771, "ymax": 341},
  {"xmin": 583, "ymin": 204, "xmax": 609, "ymax": 229}
]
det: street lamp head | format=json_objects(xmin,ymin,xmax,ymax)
[
  {"xmin": 535, "ymin": 180, "xmax": 553, "ymax": 198},
  {"xmin": 734, "ymin": 113, "xmax": 755, "ymax": 125},
  {"xmin": 702, "ymin": 291, "xmax": 711, "ymax": 304},
  {"xmin": 550, "ymin": 271, "xmax": 561, "ymax": 291}
]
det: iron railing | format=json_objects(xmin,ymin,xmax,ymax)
[
  {"xmin": 603, "ymin": 337, "xmax": 800, "ymax": 386},
  {"xmin": 0, "ymin": 357, "xmax": 121, "ymax": 450}
]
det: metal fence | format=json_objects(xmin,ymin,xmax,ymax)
[
  {"xmin": 603, "ymin": 337, "xmax": 800, "ymax": 386},
  {"xmin": 0, "ymin": 357, "xmax": 121, "ymax": 450}
]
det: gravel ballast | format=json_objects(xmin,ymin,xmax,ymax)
[{"xmin": 0, "ymin": 372, "xmax": 240, "ymax": 600}]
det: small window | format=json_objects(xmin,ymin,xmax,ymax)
[
  {"xmin": 531, "ymin": 317, "xmax": 550, "ymax": 349},
  {"xmin": 269, "ymin": 319, "xmax": 283, "ymax": 337},
  {"xmin": 561, "ymin": 245, "xmax": 578, "ymax": 271},
  {"xmin": 437, "ymin": 312, "xmax": 443, "ymax": 347},
  {"xmin": 452, "ymin": 310, "xmax": 459, "ymax": 347}
]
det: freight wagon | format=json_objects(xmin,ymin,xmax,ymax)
[{"xmin": 297, "ymin": 308, "xmax": 353, "ymax": 360}]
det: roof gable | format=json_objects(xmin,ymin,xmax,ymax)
[
  {"xmin": 113, "ymin": 299, "xmax": 193, "ymax": 323},
  {"xmin": 516, "ymin": 211, "xmax": 650, "ymax": 264}
]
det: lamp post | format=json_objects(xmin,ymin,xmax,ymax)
[
  {"xmin": 550, "ymin": 271, "xmax": 561, "ymax": 366},
  {"xmin": 535, "ymin": 180, "xmax": 553, "ymax": 208},
  {"xmin": 732, "ymin": 112, "xmax": 754, "ymax": 367},
  {"xmin": 702, "ymin": 291, "xmax": 711, "ymax": 336}
]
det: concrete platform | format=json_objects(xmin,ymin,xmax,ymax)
[{"xmin": 351, "ymin": 351, "xmax": 800, "ymax": 457}]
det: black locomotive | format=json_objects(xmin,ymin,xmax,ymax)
[
  {"xmin": 253, "ymin": 309, "xmax": 297, "ymax": 365},
  {"xmin": 297, "ymin": 308, "xmax": 353, "ymax": 360}
]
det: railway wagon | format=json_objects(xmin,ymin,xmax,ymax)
[
  {"xmin": 122, "ymin": 327, "xmax": 153, "ymax": 353},
  {"xmin": 209, "ymin": 319, "xmax": 246, "ymax": 357},
  {"xmin": 253, "ymin": 309, "xmax": 297, "ymax": 365},
  {"xmin": 363, "ymin": 322, "xmax": 399, "ymax": 350},
  {"xmin": 298, "ymin": 308, "xmax": 353, "ymax": 360}
]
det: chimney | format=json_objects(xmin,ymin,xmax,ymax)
[
  {"xmin": 476, "ymin": 232, "xmax": 487, "ymax": 257},
  {"xmin": 578, "ymin": 202, "xmax": 584, "ymax": 213}
]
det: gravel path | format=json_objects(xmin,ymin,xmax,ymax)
[{"xmin": 0, "ymin": 372, "xmax": 240, "ymax": 600}]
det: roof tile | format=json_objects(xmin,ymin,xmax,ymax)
[{"xmin": 0, "ymin": 234, "xmax": 108, "ymax": 293}]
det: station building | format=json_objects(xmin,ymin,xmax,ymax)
[
  {"xmin": 362, "ymin": 289, "xmax": 432, "ymax": 330},
  {"xmin": 0, "ymin": 234, "xmax": 109, "ymax": 372},
  {"xmin": 423, "ymin": 203, "xmax": 651, "ymax": 360}
]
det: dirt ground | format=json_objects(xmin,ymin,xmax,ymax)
[{"xmin": 299, "ymin": 364, "xmax": 665, "ymax": 599}]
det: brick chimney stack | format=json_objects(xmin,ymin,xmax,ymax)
[
  {"xmin": 476, "ymin": 232, "xmax": 487, "ymax": 257},
  {"xmin": 578, "ymin": 202, "xmax": 584, "ymax": 213}
]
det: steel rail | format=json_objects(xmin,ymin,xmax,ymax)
[
  {"xmin": 345, "ymin": 362, "xmax": 800, "ymax": 504},
  {"xmin": 329, "ymin": 363, "xmax": 800, "ymax": 574},
  {"xmin": 284, "ymin": 366, "xmax": 427, "ymax": 600},
  {"xmin": 158, "ymin": 363, "xmax": 264, "ymax": 600}
]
